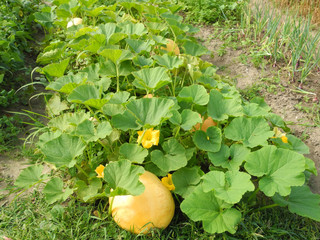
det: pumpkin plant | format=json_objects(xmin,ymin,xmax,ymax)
[{"xmin": 15, "ymin": 0, "xmax": 320, "ymax": 236}]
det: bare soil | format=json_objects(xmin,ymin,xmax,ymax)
[{"xmin": 196, "ymin": 25, "xmax": 320, "ymax": 193}]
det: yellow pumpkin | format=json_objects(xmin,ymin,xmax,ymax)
[
  {"xmin": 67, "ymin": 17, "xmax": 83, "ymax": 28},
  {"xmin": 193, "ymin": 116, "xmax": 217, "ymax": 132},
  {"xmin": 109, "ymin": 171, "xmax": 175, "ymax": 234},
  {"xmin": 161, "ymin": 39, "xmax": 180, "ymax": 55}
]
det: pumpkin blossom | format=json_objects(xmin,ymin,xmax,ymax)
[
  {"xmin": 95, "ymin": 164, "xmax": 105, "ymax": 178},
  {"xmin": 272, "ymin": 127, "xmax": 288, "ymax": 143},
  {"xmin": 137, "ymin": 128, "xmax": 160, "ymax": 149},
  {"xmin": 161, "ymin": 174, "xmax": 175, "ymax": 191}
]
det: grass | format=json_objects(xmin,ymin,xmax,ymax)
[{"xmin": 1, "ymin": 190, "xmax": 319, "ymax": 240}]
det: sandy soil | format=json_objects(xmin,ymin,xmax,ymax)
[{"xmin": 196, "ymin": 25, "xmax": 320, "ymax": 194}]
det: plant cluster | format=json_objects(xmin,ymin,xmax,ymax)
[
  {"xmin": 0, "ymin": 0, "xmax": 41, "ymax": 86},
  {"xmin": 177, "ymin": 0, "xmax": 245, "ymax": 23},
  {"xmin": 240, "ymin": 3, "xmax": 320, "ymax": 84},
  {"xmin": 15, "ymin": 0, "xmax": 320, "ymax": 236}
]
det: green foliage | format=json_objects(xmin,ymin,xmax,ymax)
[
  {"xmin": 12, "ymin": 0, "xmax": 320, "ymax": 237},
  {"xmin": 0, "ymin": 0, "xmax": 41, "ymax": 87},
  {"xmin": 179, "ymin": 0, "xmax": 246, "ymax": 23}
]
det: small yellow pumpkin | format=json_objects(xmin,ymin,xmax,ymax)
[
  {"xmin": 193, "ymin": 116, "xmax": 217, "ymax": 132},
  {"xmin": 109, "ymin": 171, "xmax": 175, "ymax": 234},
  {"xmin": 161, "ymin": 39, "xmax": 180, "ymax": 55},
  {"xmin": 67, "ymin": 18, "xmax": 83, "ymax": 28}
]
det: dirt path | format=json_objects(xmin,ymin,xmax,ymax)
[{"xmin": 196, "ymin": 25, "xmax": 320, "ymax": 194}]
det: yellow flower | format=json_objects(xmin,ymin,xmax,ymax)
[
  {"xmin": 161, "ymin": 174, "xmax": 175, "ymax": 191},
  {"xmin": 281, "ymin": 135, "xmax": 288, "ymax": 143},
  {"xmin": 272, "ymin": 127, "xmax": 288, "ymax": 144},
  {"xmin": 137, "ymin": 128, "xmax": 160, "ymax": 149},
  {"xmin": 95, "ymin": 164, "xmax": 105, "ymax": 178}
]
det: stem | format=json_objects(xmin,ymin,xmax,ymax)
[
  {"xmin": 137, "ymin": 129, "xmax": 146, "ymax": 146},
  {"xmin": 75, "ymin": 163, "xmax": 89, "ymax": 178},
  {"xmin": 253, "ymin": 203, "xmax": 279, "ymax": 212},
  {"xmin": 247, "ymin": 187, "xmax": 260, "ymax": 203},
  {"xmin": 116, "ymin": 65, "xmax": 120, "ymax": 92}
]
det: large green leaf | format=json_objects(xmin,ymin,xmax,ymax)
[
  {"xmin": 244, "ymin": 146, "xmax": 306, "ymax": 197},
  {"xmin": 180, "ymin": 184, "xmax": 241, "ymax": 234},
  {"xmin": 172, "ymin": 166, "xmax": 202, "ymax": 198},
  {"xmin": 111, "ymin": 98, "xmax": 174, "ymax": 130},
  {"xmin": 42, "ymin": 58, "xmax": 70, "ymax": 77},
  {"xmin": 132, "ymin": 67, "xmax": 171, "ymax": 92},
  {"xmin": 271, "ymin": 134, "xmax": 310, "ymax": 155},
  {"xmin": 48, "ymin": 112, "xmax": 90, "ymax": 132},
  {"xmin": 208, "ymin": 144, "xmax": 250, "ymax": 170},
  {"xmin": 192, "ymin": 126, "xmax": 222, "ymax": 152},
  {"xmin": 151, "ymin": 139, "xmax": 188, "ymax": 172},
  {"xmin": 67, "ymin": 85, "xmax": 108, "ymax": 109},
  {"xmin": 41, "ymin": 134, "xmax": 86, "ymax": 168},
  {"xmin": 207, "ymin": 89, "xmax": 243, "ymax": 121},
  {"xmin": 120, "ymin": 21, "xmax": 148, "ymax": 36},
  {"xmin": 202, "ymin": 170, "xmax": 254, "ymax": 204},
  {"xmin": 125, "ymin": 39, "xmax": 154, "ymax": 53},
  {"xmin": 46, "ymin": 94, "xmax": 69, "ymax": 116},
  {"xmin": 182, "ymin": 40, "xmax": 209, "ymax": 56},
  {"xmin": 178, "ymin": 85, "xmax": 209, "ymax": 105},
  {"xmin": 103, "ymin": 160, "xmax": 145, "ymax": 196},
  {"xmin": 15, "ymin": 165, "xmax": 44, "ymax": 189},
  {"xmin": 119, "ymin": 143, "xmax": 148, "ymax": 164},
  {"xmin": 76, "ymin": 178, "xmax": 103, "ymax": 202},
  {"xmin": 224, "ymin": 117, "xmax": 274, "ymax": 148},
  {"xmin": 153, "ymin": 54, "xmax": 183, "ymax": 70},
  {"xmin": 180, "ymin": 109, "xmax": 202, "ymax": 130},
  {"xmin": 46, "ymin": 72, "xmax": 86, "ymax": 94},
  {"xmin": 43, "ymin": 177, "xmax": 74, "ymax": 204},
  {"xmin": 272, "ymin": 185, "xmax": 320, "ymax": 221},
  {"xmin": 243, "ymin": 103, "xmax": 270, "ymax": 117},
  {"xmin": 73, "ymin": 120, "xmax": 112, "ymax": 142}
]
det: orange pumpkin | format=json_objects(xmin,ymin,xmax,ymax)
[
  {"xmin": 161, "ymin": 39, "xmax": 180, "ymax": 55},
  {"xmin": 109, "ymin": 171, "xmax": 175, "ymax": 234},
  {"xmin": 193, "ymin": 116, "xmax": 217, "ymax": 132}
]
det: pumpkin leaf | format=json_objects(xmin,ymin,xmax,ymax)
[
  {"xmin": 103, "ymin": 160, "xmax": 145, "ymax": 196},
  {"xmin": 111, "ymin": 98, "xmax": 174, "ymax": 130},
  {"xmin": 133, "ymin": 56, "xmax": 154, "ymax": 67},
  {"xmin": 180, "ymin": 184, "xmax": 241, "ymax": 234},
  {"xmin": 46, "ymin": 72, "xmax": 86, "ymax": 94},
  {"xmin": 125, "ymin": 39, "xmax": 154, "ymax": 53},
  {"xmin": 15, "ymin": 165, "xmax": 44, "ymax": 189},
  {"xmin": 43, "ymin": 177, "xmax": 74, "ymax": 204},
  {"xmin": 119, "ymin": 143, "xmax": 148, "ymax": 164},
  {"xmin": 182, "ymin": 40, "xmax": 209, "ymax": 56},
  {"xmin": 271, "ymin": 134, "xmax": 309, "ymax": 155},
  {"xmin": 305, "ymin": 158, "xmax": 318, "ymax": 176},
  {"xmin": 207, "ymin": 89, "xmax": 243, "ymax": 121},
  {"xmin": 244, "ymin": 146, "xmax": 306, "ymax": 197},
  {"xmin": 151, "ymin": 139, "xmax": 188, "ymax": 172},
  {"xmin": 132, "ymin": 67, "xmax": 171, "ymax": 92},
  {"xmin": 74, "ymin": 120, "xmax": 112, "ymax": 142},
  {"xmin": 76, "ymin": 178, "xmax": 103, "ymax": 202},
  {"xmin": 41, "ymin": 133, "xmax": 86, "ymax": 168},
  {"xmin": 202, "ymin": 170, "xmax": 254, "ymax": 204},
  {"xmin": 178, "ymin": 85, "xmax": 209, "ymax": 105},
  {"xmin": 180, "ymin": 109, "xmax": 202, "ymax": 130},
  {"xmin": 272, "ymin": 185, "xmax": 320, "ymax": 221},
  {"xmin": 172, "ymin": 166, "xmax": 202, "ymax": 198},
  {"xmin": 153, "ymin": 54, "xmax": 184, "ymax": 70},
  {"xmin": 243, "ymin": 103, "xmax": 270, "ymax": 117},
  {"xmin": 224, "ymin": 117, "xmax": 274, "ymax": 148},
  {"xmin": 193, "ymin": 126, "xmax": 222, "ymax": 152},
  {"xmin": 48, "ymin": 112, "xmax": 90, "ymax": 132},
  {"xmin": 42, "ymin": 58, "xmax": 70, "ymax": 77},
  {"xmin": 208, "ymin": 144, "xmax": 250, "ymax": 170}
]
